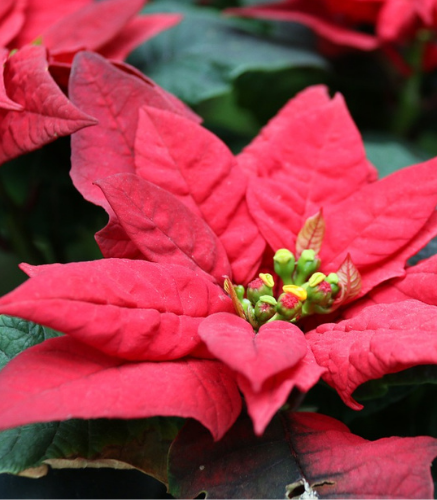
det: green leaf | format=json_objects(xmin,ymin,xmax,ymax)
[
  {"xmin": 304, "ymin": 365, "xmax": 437, "ymax": 427},
  {"xmin": 130, "ymin": 1, "xmax": 327, "ymax": 106},
  {"xmin": 0, "ymin": 417, "xmax": 183, "ymax": 484},
  {"xmin": 364, "ymin": 132, "xmax": 430, "ymax": 178},
  {"xmin": 0, "ymin": 315, "xmax": 60, "ymax": 370},
  {"xmin": 352, "ymin": 365, "xmax": 437, "ymax": 402}
]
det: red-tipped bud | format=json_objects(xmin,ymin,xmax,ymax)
[
  {"xmin": 247, "ymin": 273, "xmax": 274, "ymax": 304},
  {"xmin": 276, "ymin": 292, "xmax": 303, "ymax": 320}
]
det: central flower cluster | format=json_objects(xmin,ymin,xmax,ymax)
[{"xmin": 225, "ymin": 248, "xmax": 340, "ymax": 330}]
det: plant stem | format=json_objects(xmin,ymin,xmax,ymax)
[{"xmin": 392, "ymin": 31, "xmax": 429, "ymax": 137}]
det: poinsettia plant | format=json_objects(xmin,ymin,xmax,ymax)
[
  {"xmin": 2, "ymin": 0, "xmax": 437, "ymax": 497},
  {"xmin": 0, "ymin": 43, "xmax": 437, "ymax": 497}
]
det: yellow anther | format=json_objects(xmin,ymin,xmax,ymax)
[
  {"xmin": 259, "ymin": 273, "xmax": 274, "ymax": 288},
  {"xmin": 283, "ymin": 285, "xmax": 307, "ymax": 301},
  {"xmin": 308, "ymin": 272, "xmax": 326, "ymax": 287}
]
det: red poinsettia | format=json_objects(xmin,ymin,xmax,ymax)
[
  {"xmin": 227, "ymin": 0, "xmax": 437, "ymax": 67},
  {"xmin": 0, "ymin": 52, "xmax": 437, "ymax": 444},
  {"xmin": 0, "ymin": 0, "xmax": 181, "ymax": 164}
]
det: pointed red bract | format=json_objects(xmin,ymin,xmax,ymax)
[
  {"xmin": 198, "ymin": 313, "xmax": 308, "ymax": 391},
  {"xmin": 320, "ymin": 159, "xmax": 437, "ymax": 293},
  {"xmin": 0, "ymin": 336, "xmax": 242, "ymax": 441},
  {"xmin": 350, "ymin": 210, "xmax": 437, "ymax": 298},
  {"xmin": 244, "ymin": 86, "xmax": 376, "ymax": 252},
  {"xmin": 12, "ymin": 0, "xmax": 92, "ymax": 48},
  {"xmin": 98, "ymin": 14, "xmax": 182, "ymax": 61},
  {"xmin": 198, "ymin": 313, "xmax": 325, "ymax": 435},
  {"xmin": 0, "ymin": 45, "xmax": 96, "ymax": 165},
  {"xmin": 320, "ymin": 158, "xmax": 437, "ymax": 292},
  {"xmin": 96, "ymin": 173, "xmax": 232, "ymax": 283},
  {"xmin": 42, "ymin": 0, "xmax": 145, "ymax": 58},
  {"xmin": 69, "ymin": 52, "xmax": 199, "ymax": 210},
  {"xmin": 134, "ymin": 107, "xmax": 266, "ymax": 284},
  {"xmin": 237, "ymin": 350, "xmax": 325, "ymax": 435},
  {"xmin": 307, "ymin": 300, "xmax": 437, "ymax": 408},
  {"xmin": 0, "ymin": 259, "xmax": 233, "ymax": 361},
  {"xmin": 372, "ymin": 253, "xmax": 437, "ymax": 306}
]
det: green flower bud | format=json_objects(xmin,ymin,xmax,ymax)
[
  {"xmin": 255, "ymin": 296, "xmax": 277, "ymax": 324},
  {"xmin": 247, "ymin": 274, "xmax": 274, "ymax": 304},
  {"xmin": 273, "ymin": 249, "xmax": 295, "ymax": 285},
  {"xmin": 294, "ymin": 249, "xmax": 321, "ymax": 285},
  {"xmin": 326, "ymin": 273, "xmax": 340, "ymax": 296},
  {"xmin": 308, "ymin": 280, "xmax": 333, "ymax": 307},
  {"xmin": 234, "ymin": 285, "xmax": 245, "ymax": 302},
  {"xmin": 241, "ymin": 298, "xmax": 252, "ymax": 316}
]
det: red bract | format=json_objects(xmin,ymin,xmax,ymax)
[
  {"xmin": 3, "ymin": 0, "xmax": 180, "ymax": 64},
  {"xmin": 0, "ymin": 45, "xmax": 96, "ymax": 164},
  {"xmin": 1, "ymin": 71, "xmax": 437, "ymax": 442},
  {"xmin": 0, "ymin": 335, "xmax": 242, "ymax": 441}
]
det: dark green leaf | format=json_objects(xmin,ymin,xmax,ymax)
[
  {"xmin": 0, "ymin": 315, "xmax": 60, "ymax": 370},
  {"xmin": 304, "ymin": 365, "xmax": 437, "ymax": 427},
  {"xmin": 0, "ymin": 417, "xmax": 183, "ymax": 484},
  {"xmin": 130, "ymin": 1, "xmax": 327, "ymax": 105}
]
